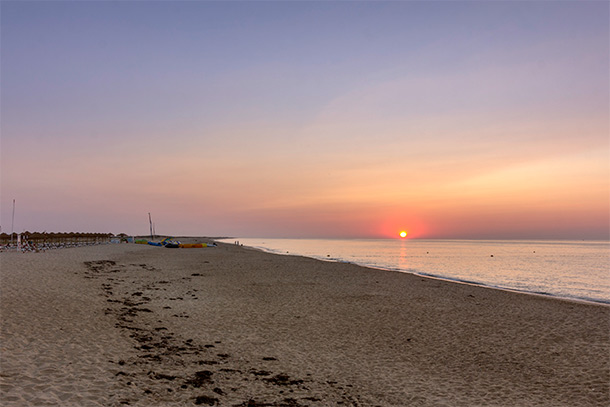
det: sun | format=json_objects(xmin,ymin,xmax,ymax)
[{"xmin": 399, "ymin": 231, "xmax": 407, "ymax": 238}]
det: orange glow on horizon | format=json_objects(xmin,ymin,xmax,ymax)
[{"xmin": 375, "ymin": 215, "xmax": 430, "ymax": 239}]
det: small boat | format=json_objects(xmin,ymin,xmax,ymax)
[
  {"xmin": 148, "ymin": 237, "xmax": 174, "ymax": 247},
  {"xmin": 163, "ymin": 239, "xmax": 181, "ymax": 248}
]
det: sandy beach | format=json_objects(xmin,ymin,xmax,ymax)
[{"xmin": 1, "ymin": 240, "xmax": 608, "ymax": 406}]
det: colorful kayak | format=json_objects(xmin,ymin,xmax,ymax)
[
  {"xmin": 180, "ymin": 243, "xmax": 216, "ymax": 249},
  {"xmin": 179, "ymin": 243, "xmax": 209, "ymax": 248}
]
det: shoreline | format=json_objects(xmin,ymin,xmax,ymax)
[
  {"xmin": 234, "ymin": 240, "xmax": 610, "ymax": 307},
  {"xmin": 2, "ymin": 240, "xmax": 609, "ymax": 406}
]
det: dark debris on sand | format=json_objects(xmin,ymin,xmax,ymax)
[{"xmin": 82, "ymin": 258, "xmax": 361, "ymax": 406}]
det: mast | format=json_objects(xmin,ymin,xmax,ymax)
[
  {"xmin": 148, "ymin": 212, "xmax": 153, "ymax": 240},
  {"xmin": 11, "ymin": 199, "xmax": 15, "ymax": 245}
]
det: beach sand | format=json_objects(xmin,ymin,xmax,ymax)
[{"xmin": 1, "ymin": 240, "xmax": 608, "ymax": 406}]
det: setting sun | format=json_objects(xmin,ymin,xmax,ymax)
[{"xmin": 399, "ymin": 231, "xmax": 407, "ymax": 238}]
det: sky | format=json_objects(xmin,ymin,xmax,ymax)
[{"xmin": 1, "ymin": 1, "xmax": 608, "ymax": 239}]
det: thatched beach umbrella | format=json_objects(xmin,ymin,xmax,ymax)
[{"xmin": 30, "ymin": 232, "xmax": 44, "ymax": 244}]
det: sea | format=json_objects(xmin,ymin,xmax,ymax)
[{"xmin": 218, "ymin": 238, "xmax": 610, "ymax": 305}]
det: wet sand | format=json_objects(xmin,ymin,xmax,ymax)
[{"xmin": 1, "ymin": 240, "xmax": 608, "ymax": 406}]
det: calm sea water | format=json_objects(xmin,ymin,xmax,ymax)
[{"xmin": 219, "ymin": 238, "xmax": 610, "ymax": 304}]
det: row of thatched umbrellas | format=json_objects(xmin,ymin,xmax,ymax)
[{"xmin": 0, "ymin": 232, "xmax": 119, "ymax": 245}]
